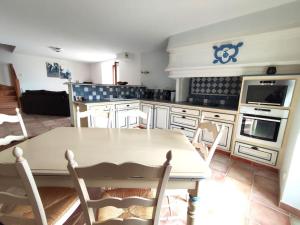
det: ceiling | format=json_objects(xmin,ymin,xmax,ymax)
[{"xmin": 0, "ymin": 0, "xmax": 297, "ymax": 62}]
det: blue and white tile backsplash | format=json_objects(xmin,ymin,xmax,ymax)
[
  {"xmin": 72, "ymin": 84, "xmax": 146, "ymax": 101},
  {"xmin": 188, "ymin": 76, "xmax": 242, "ymax": 108},
  {"xmin": 72, "ymin": 84, "xmax": 174, "ymax": 101},
  {"xmin": 190, "ymin": 77, "xmax": 242, "ymax": 95}
]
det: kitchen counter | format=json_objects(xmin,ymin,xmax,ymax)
[{"xmin": 74, "ymin": 99, "xmax": 238, "ymax": 114}]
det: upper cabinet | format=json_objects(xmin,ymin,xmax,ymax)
[{"xmin": 166, "ymin": 27, "xmax": 300, "ymax": 78}]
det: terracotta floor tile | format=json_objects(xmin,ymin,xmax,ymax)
[
  {"xmin": 251, "ymin": 184, "xmax": 279, "ymax": 208},
  {"xmin": 249, "ymin": 201, "xmax": 291, "ymax": 225},
  {"xmin": 210, "ymin": 159, "xmax": 231, "ymax": 173},
  {"xmin": 253, "ymin": 175, "xmax": 279, "ymax": 195},
  {"xmin": 227, "ymin": 163, "xmax": 254, "ymax": 185},
  {"xmin": 212, "ymin": 152, "xmax": 231, "ymax": 163},
  {"xmin": 253, "ymin": 166, "xmax": 279, "ymax": 181},
  {"xmin": 211, "ymin": 169, "xmax": 226, "ymax": 181}
]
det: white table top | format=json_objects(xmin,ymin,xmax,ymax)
[{"xmin": 0, "ymin": 127, "xmax": 210, "ymax": 179}]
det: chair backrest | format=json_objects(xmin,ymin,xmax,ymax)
[
  {"xmin": 192, "ymin": 116, "xmax": 224, "ymax": 165},
  {"xmin": 124, "ymin": 109, "xmax": 152, "ymax": 129},
  {"xmin": 76, "ymin": 106, "xmax": 113, "ymax": 128},
  {"xmin": 66, "ymin": 149, "xmax": 172, "ymax": 225},
  {"xmin": 0, "ymin": 108, "xmax": 28, "ymax": 146},
  {"xmin": 0, "ymin": 147, "xmax": 48, "ymax": 225}
]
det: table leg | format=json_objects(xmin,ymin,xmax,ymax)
[{"xmin": 187, "ymin": 180, "xmax": 202, "ymax": 225}]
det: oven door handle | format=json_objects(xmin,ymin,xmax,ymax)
[{"xmin": 242, "ymin": 115, "xmax": 281, "ymax": 123}]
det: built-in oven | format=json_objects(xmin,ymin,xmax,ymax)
[
  {"xmin": 237, "ymin": 106, "xmax": 289, "ymax": 149},
  {"xmin": 241, "ymin": 79, "xmax": 295, "ymax": 107}
]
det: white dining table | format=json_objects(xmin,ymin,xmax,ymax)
[{"xmin": 0, "ymin": 127, "xmax": 211, "ymax": 225}]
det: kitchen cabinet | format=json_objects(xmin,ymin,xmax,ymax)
[
  {"xmin": 140, "ymin": 103, "xmax": 154, "ymax": 128},
  {"xmin": 170, "ymin": 106, "xmax": 200, "ymax": 140},
  {"xmin": 234, "ymin": 142, "xmax": 278, "ymax": 166},
  {"xmin": 200, "ymin": 119, "xmax": 233, "ymax": 151},
  {"xmin": 115, "ymin": 102, "xmax": 139, "ymax": 128},
  {"xmin": 88, "ymin": 105, "xmax": 114, "ymax": 128},
  {"xmin": 154, "ymin": 105, "xmax": 170, "ymax": 129}
]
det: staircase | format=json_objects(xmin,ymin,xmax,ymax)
[{"xmin": 0, "ymin": 64, "xmax": 20, "ymax": 115}]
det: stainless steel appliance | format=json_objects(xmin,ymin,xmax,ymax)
[
  {"xmin": 237, "ymin": 106, "xmax": 289, "ymax": 149},
  {"xmin": 241, "ymin": 79, "xmax": 295, "ymax": 107}
]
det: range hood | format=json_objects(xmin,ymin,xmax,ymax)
[{"xmin": 166, "ymin": 27, "xmax": 300, "ymax": 78}]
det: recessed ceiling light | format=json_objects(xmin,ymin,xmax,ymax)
[{"xmin": 49, "ymin": 46, "xmax": 62, "ymax": 53}]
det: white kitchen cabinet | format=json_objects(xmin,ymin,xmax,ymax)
[
  {"xmin": 89, "ymin": 105, "xmax": 114, "ymax": 128},
  {"xmin": 200, "ymin": 119, "xmax": 233, "ymax": 151},
  {"xmin": 234, "ymin": 142, "xmax": 278, "ymax": 166},
  {"xmin": 140, "ymin": 103, "xmax": 154, "ymax": 128},
  {"xmin": 154, "ymin": 105, "xmax": 170, "ymax": 129},
  {"xmin": 115, "ymin": 102, "xmax": 139, "ymax": 128}
]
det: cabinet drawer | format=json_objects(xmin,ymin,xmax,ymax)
[
  {"xmin": 202, "ymin": 111, "xmax": 235, "ymax": 122},
  {"xmin": 234, "ymin": 142, "xmax": 278, "ymax": 166},
  {"xmin": 171, "ymin": 107, "xmax": 200, "ymax": 116},
  {"xmin": 89, "ymin": 104, "xmax": 113, "ymax": 111},
  {"xmin": 116, "ymin": 102, "xmax": 139, "ymax": 110},
  {"xmin": 170, "ymin": 114, "xmax": 198, "ymax": 129},
  {"xmin": 201, "ymin": 120, "xmax": 233, "ymax": 151},
  {"xmin": 170, "ymin": 125, "xmax": 195, "ymax": 140}
]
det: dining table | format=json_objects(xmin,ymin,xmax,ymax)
[{"xmin": 0, "ymin": 127, "xmax": 211, "ymax": 225}]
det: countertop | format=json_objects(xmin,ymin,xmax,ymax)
[{"xmin": 74, "ymin": 99, "xmax": 238, "ymax": 114}]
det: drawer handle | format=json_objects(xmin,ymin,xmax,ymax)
[
  {"xmin": 181, "ymin": 127, "xmax": 185, "ymax": 130},
  {"xmin": 251, "ymin": 146, "xmax": 258, "ymax": 150},
  {"xmin": 214, "ymin": 115, "xmax": 220, "ymax": 118},
  {"xmin": 126, "ymin": 105, "xmax": 130, "ymax": 107},
  {"xmin": 182, "ymin": 116, "xmax": 186, "ymax": 119},
  {"xmin": 182, "ymin": 110, "xmax": 186, "ymax": 113}
]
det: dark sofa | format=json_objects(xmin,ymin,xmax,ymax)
[{"xmin": 20, "ymin": 90, "xmax": 70, "ymax": 116}]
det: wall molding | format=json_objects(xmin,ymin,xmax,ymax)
[{"xmin": 279, "ymin": 202, "xmax": 300, "ymax": 218}]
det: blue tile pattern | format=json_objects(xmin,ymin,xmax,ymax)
[
  {"xmin": 188, "ymin": 77, "xmax": 242, "ymax": 109},
  {"xmin": 190, "ymin": 77, "xmax": 242, "ymax": 95},
  {"xmin": 72, "ymin": 84, "xmax": 147, "ymax": 101}
]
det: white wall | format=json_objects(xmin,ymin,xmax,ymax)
[
  {"xmin": 0, "ymin": 63, "xmax": 11, "ymax": 85},
  {"xmin": 140, "ymin": 50, "xmax": 175, "ymax": 90},
  {"xmin": 89, "ymin": 62, "xmax": 102, "ymax": 84},
  {"xmin": 0, "ymin": 46, "xmax": 91, "ymax": 92},
  {"xmin": 89, "ymin": 53, "xmax": 141, "ymax": 86},
  {"xmin": 118, "ymin": 53, "xmax": 141, "ymax": 85}
]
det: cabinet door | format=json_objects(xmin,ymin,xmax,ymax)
[
  {"xmin": 127, "ymin": 109, "xmax": 139, "ymax": 128},
  {"xmin": 154, "ymin": 105, "xmax": 170, "ymax": 129},
  {"xmin": 200, "ymin": 120, "xmax": 233, "ymax": 151},
  {"xmin": 115, "ymin": 110, "xmax": 127, "ymax": 128},
  {"xmin": 140, "ymin": 103, "xmax": 154, "ymax": 128}
]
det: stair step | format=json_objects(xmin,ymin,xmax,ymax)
[
  {"xmin": 0, "ymin": 96, "xmax": 17, "ymax": 102},
  {"xmin": 0, "ymin": 85, "xmax": 14, "ymax": 91},
  {"xmin": 0, "ymin": 108, "xmax": 17, "ymax": 115},
  {"xmin": 0, "ymin": 101, "xmax": 18, "ymax": 109},
  {"xmin": 0, "ymin": 89, "xmax": 16, "ymax": 96}
]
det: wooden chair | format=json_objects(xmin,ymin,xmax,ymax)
[
  {"xmin": 192, "ymin": 117, "xmax": 224, "ymax": 165},
  {"xmin": 0, "ymin": 108, "xmax": 28, "ymax": 146},
  {"xmin": 76, "ymin": 106, "xmax": 113, "ymax": 128},
  {"xmin": 0, "ymin": 147, "xmax": 80, "ymax": 225},
  {"xmin": 65, "ymin": 149, "xmax": 172, "ymax": 225},
  {"xmin": 124, "ymin": 109, "xmax": 152, "ymax": 129}
]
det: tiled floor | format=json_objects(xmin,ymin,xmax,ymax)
[{"xmin": 1, "ymin": 113, "xmax": 299, "ymax": 225}]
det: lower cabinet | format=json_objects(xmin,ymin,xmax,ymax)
[
  {"xmin": 200, "ymin": 119, "xmax": 233, "ymax": 151},
  {"xmin": 154, "ymin": 105, "xmax": 170, "ymax": 129},
  {"xmin": 140, "ymin": 103, "xmax": 154, "ymax": 128},
  {"xmin": 234, "ymin": 142, "xmax": 278, "ymax": 166},
  {"xmin": 170, "ymin": 125, "xmax": 195, "ymax": 140},
  {"xmin": 115, "ymin": 109, "xmax": 139, "ymax": 128}
]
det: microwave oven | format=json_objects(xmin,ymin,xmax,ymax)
[{"xmin": 241, "ymin": 79, "xmax": 295, "ymax": 107}]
